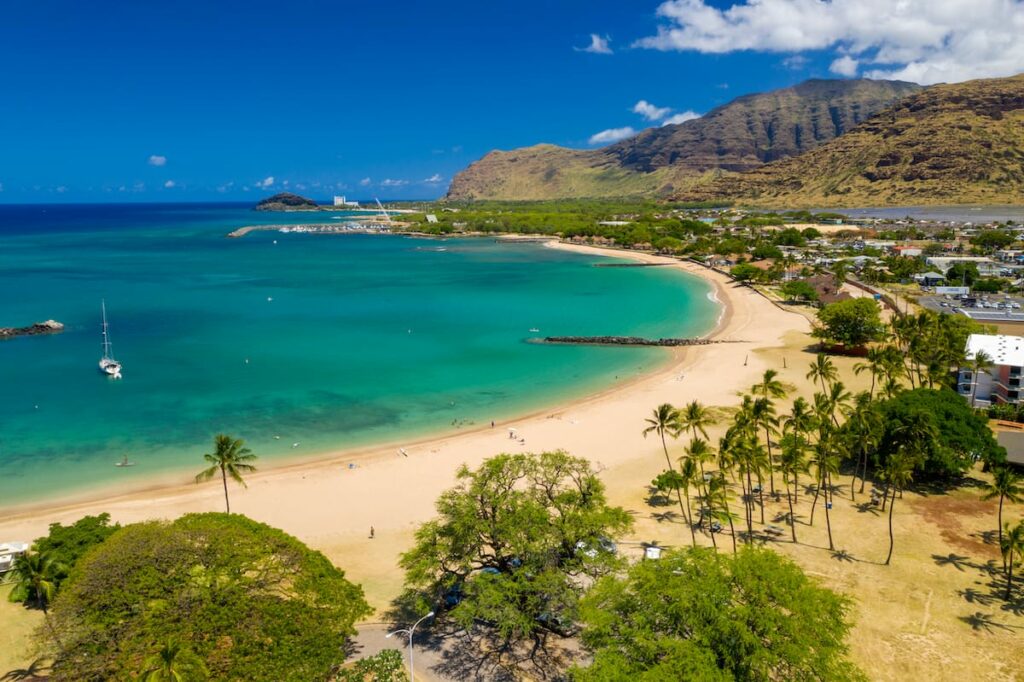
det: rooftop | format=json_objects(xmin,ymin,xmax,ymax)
[{"xmin": 966, "ymin": 333, "xmax": 1024, "ymax": 367}]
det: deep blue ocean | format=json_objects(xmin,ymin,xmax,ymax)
[{"xmin": 0, "ymin": 203, "xmax": 718, "ymax": 507}]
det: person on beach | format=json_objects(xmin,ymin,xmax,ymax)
[{"xmin": 370, "ymin": 526, "xmax": 375, "ymax": 539}]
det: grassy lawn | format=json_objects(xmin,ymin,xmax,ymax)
[{"xmin": 0, "ymin": 582, "xmax": 46, "ymax": 679}]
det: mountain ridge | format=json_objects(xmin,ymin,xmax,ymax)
[{"xmin": 446, "ymin": 78, "xmax": 922, "ymax": 201}]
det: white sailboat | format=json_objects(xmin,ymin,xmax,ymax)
[{"xmin": 99, "ymin": 301, "xmax": 122, "ymax": 379}]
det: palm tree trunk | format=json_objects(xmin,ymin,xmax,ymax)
[
  {"xmin": 823, "ymin": 473, "xmax": 834, "ymax": 550},
  {"xmin": 787, "ymin": 479, "xmax": 797, "ymax": 543},
  {"xmin": 764, "ymin": 425, "xmax": 776, "ymax": 495},
  {"xmin": 660, "ymin": 435, "xmax": 693, "ymax": 541},
  {"xmin": 998, "ymin": 494, "xmax": 1005, "ymax": 571},
  {"xmin": 809, "ymin": 475, "xmax": 821, "ymax": 525},
  {"xmin": 682, "ymin": 487, "xmax": 697, "ymax": 547},
  {"xmin": 744, "ymin": 468, "xmax": 754, "ymax": 543},
  {"xmin": 885, "ymin": 487, "xmax": 896, "ymax": 565},
  {"xmin": 221, "ymin": 465, "xmax": 231, "ymax": 514},
  {"xmin": 1006, "ymin": 555, "xmax": 1015, "ymax": 600},
  {"xmin": 859, "ymin": 452, "xmax": 869, "ymax": 494}
]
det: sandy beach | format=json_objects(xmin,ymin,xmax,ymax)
[{"xmin": 0, "ymin": 242, "xmax": 808, "ymax": 603}]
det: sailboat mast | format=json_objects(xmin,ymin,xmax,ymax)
[{"xmin": 101, "ymin": 300, "xmax": 113, "ymax": 359}]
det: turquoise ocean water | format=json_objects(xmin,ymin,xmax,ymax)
[{"xmin": 0, "ymin": 203, "xmax": 718, "ymax": 508}]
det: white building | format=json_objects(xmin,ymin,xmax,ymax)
[
  {"xmin": 0, "ymin": 541, "xmax": 29, "ymax": 573},
  {"xmin": 333, "ymin": 195, "xmax": 360, "ymax": 208},
  {"xmin": 926, "ymin": 256, "xmax": 1003, "ymax": 277},
  {"xmin": 959, "ymin": 333, "xmax": 1024, "ymax": 405}
]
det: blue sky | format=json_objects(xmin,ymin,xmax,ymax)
[{"xmin": 2, "ymin": 0, "xmax": 1019, "ymax": 202}]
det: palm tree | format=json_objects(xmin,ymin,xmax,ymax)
[
  {"xmin": 783, "ymin": 397, "xmax": 816, "ymax": 503},
  {"xmin": 844, "ymin": 392, "xmax": 882, "ymax": 497},
  {"xmin": 751, "ymin": 368, "xmax": 787, "ymax": 402},
  {"xmin": 10, "ymin": 551, "xmax": 63, "ymax": 650},
  {"xmin": 141, "ymin": 639, "xmax": 209, "ymax": 681},
  {"xmin": 807, "ymin": 354, "xmax": 838, "ymax": 394},
  {"xmin": 195, "ymin": 434, "xmax": 258, "ymax": 513},
  {"xmin": 967, "ymin": 349, "xmax": 994, "ymax": 407},
  {"xmin": 810, "ymin": 438, "xmax": 841, "ymax": 550},
  {"xmin": 750, "ymin": 396, "xmax": 780, "ymax": 496},
  {"xmin": 983, "ymin": 466, "xmax": 1023, "ymax": 562},
  {"xmin": 678, "ymin": 400, "xmax": 715, "ymax": 442},
  {"xmin": 778, "ymin": 432, "xmax": 808, "ymax": 543},
  {"xmin": 854, "ymin": 347, "xmax": 889, "ymax": 399},
  {"xmin": 684, "ymin": 437, "xmax": 716, "ymax": 503},
  {"xmin": 706, "ymin": 473, "xmax": 739, "ymax": 555},
  {"xmin": 680, "ymin": 458, "xmax": 708, "ymax": 548},
  {"xmin": 642, "ymin": 404, "xmax": 690, "ymax": 533},
  {"xmin": 883, "ymin": 453, "xmax": 917, "ymax": 566},
  {"xmin": 999, "ymin": 520, "xmax": 1024, "ymax": 600}
]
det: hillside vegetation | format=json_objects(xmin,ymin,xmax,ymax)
[
  {"xmin": 446, "ymin": 79, "xmax": 920, "ymax": 201},
  {"xmin": 682, "ymin": 74, "xmax": 1024, "ymax": 207}
]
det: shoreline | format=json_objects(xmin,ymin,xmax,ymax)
[
  {"xmin": 0, "ymin": 241, "xmax": 727, "ymax": 520},
  {"xmin": 0, "ymin": 242, "xmax": 801, "ymax": 565}
]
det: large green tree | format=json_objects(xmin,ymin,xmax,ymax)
[
  {"xmin": 573, "ymin": 548, "xmax": 864, "ymax": 681},
  {"xmin": 813, "ymin": 298, "xmax": 886, "ymax": 349},
  {"xmin": 45, "ymin": 513, "xmax": 370, "ymax": 681},
  {"xmin": 399, "ymin": 451, "xmax": 631, "ymax": 644},
  {"xmin": 875, "ymin": 388, "xmax": 1006, "ymax": 479}
]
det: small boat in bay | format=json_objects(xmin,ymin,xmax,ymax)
[{"xmin": 99, "ymin": 301, "xmax": 122, "ymax": 379}]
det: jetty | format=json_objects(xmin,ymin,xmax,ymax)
[
  {"xmin": 533, "ymin": 336, "xmax": 736, "ymax": 347},
  {"xmin": 0, "ymin": 320, "xmax": 64, "ymax": 340}
]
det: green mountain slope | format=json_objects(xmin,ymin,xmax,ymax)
[{"xmin": 446, "ymin": 79, "xmax": 921, "ymax": 201}]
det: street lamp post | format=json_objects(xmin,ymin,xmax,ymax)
[{"xmin": 386, "ymin": 610, "xmax": 434, "ymax": 681}]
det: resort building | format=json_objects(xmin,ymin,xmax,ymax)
[
  {"xmin": 333, "ymin": 195, "xmax": 360, "ymax": 208},
  {"xmin": 959, "ymin": 333, "xmax": 1024, "ymax": 405}
]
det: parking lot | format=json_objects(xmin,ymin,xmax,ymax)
[{"xmin": 919, "ymin": 293, "xmax": 1024, "ymax": 322}]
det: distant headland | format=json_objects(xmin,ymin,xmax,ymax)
[{"xmin": 254, "ymin": 192, "xmax": 320, "ymax": 212}]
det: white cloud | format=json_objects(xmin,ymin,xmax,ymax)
[
  {"xmin": 661, "ymin": 110, "xmax": 702, "ymax": 125},
  {"xmin": 163, "ymin": 180, "xmax": 176, "ymax": 188},
  {"xmin": 588, "ymin": 127, "xmax": 638, "ymax": 145},
  {"xmin": 782, "ymin": 54, "xmax": 809, "ymax": 70},
  {"xmin": 381, "ymin": 178, "xmax": 409, "ymax": 188},
  {"xmin": 256, "ymin": 176, "xmax": 274, "ymax": 189},
  {"xmin": 830, "ymin": 55, "xmax": 860, "ymax": 77},
  {"xmin": 576, "ymin": 33, "xmax": 614, "ymax": 54},
  {"xmin": 423, "ymin": 174, "xmax": 444, "ymax": 183},
  {"xmin": 148, "ymin": 155, "xmax": 167, "ymax": 167},
  {"xmin": 632, "ymin": 100, "xmax": 673, "ymax": 121},
  {"xmin": 636, "ymin": 0, "xmax": 1024, "ymax": 85},
  {"xmin": 55, "ymin": 186, "xmax": 67, "ymax": 193},
  {"xmin": 217, "ymin": 181, "xmax": 235, "ymax": 193},
  {"xmin": 359, "ymin": 177, "xmax": 372, "ymax": 187},
  {"xmin": 133, "ymin": 182, "xmax": 145, "ymax": 192}
]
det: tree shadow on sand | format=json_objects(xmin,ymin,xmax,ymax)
[
  {"xmin": 1, "ymin": 658, "xmax": 51, "ymax": 681},
  {"xmin": 428, "ymin": 624, "xmax": 583, "ymax": 682},
  {"xmin": 958, "ymin": 611, "xmax": 1022, "ymax": 634}
]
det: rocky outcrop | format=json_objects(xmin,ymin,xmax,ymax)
[
  {"xmin": 254, "ymin": 193, "xmax": 319, "ymax": 211},
  {"xmin": 1, "ymin": 320, "xmax": 64, "ymax": 340}
]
